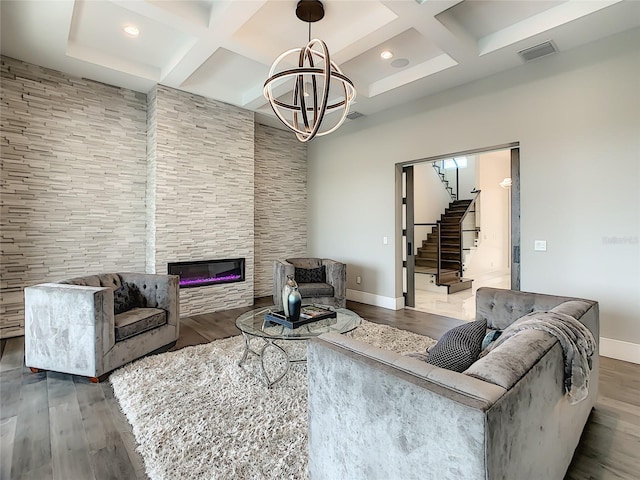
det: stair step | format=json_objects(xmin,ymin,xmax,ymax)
[
  {"xmin": 441, "ymin": 261, "xmax": 461, "ymax": 269},
  {"xmin": 438, "ymin": 271, "xmax": 460, "ymax": 283},
  {"xmin": 415, "ymin": 259, "xmax": 437, "ymax": 268},
  {"xmin": 415, "ymin": 266, "xmax": 458, "ymax": 276},
  {"xmin": 439, "ymin": 278, "xmax": 473, "ymax": 294},
  {"xmin": 417, "ymin": 245, "xmax": 459, "ymax": 254}
]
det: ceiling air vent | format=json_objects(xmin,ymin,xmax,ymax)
[
  {"xmin": 346, "ymin": 111, "xmax": 364, "ymax": 120},
  {"xmin": 518, "ymin": 41, "xmax": 557, "ymax": 63}
]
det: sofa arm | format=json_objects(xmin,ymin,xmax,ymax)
[
  {"xmin": 273, "ymin": 260, "xmax": 295, "ymax": 308},
  {"xmin": 119, "ymin": 273, "xmax": 179, "ymax": 327},
  {"xmin": 24, "ymin": 283, "xmax": 114, "ymax": 377},
  {"xmin": 308, "ymin": 334, "xmax": 506, "ymax": 480},
  {"xmin": 322, "ymin": 259, "xmax": 346, "ymax": 305}
]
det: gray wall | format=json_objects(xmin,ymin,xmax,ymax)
[
  {"xmin": 0, "ymin": 56, "xmax": 307, "ymax": 336},
  {"xmin": 307, "ymin": 29, "xmax": 640, "ymax": 350},
  {"xmin": 254, "ymin": 124, "xmax": 307, "ymax": 297}
]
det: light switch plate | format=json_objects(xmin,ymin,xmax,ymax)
[{"xmin": 534, "ymin": 240, "xmax": 547, "ymax": 251}]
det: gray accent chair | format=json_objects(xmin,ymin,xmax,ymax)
[
  {"xmin": 307, "ymin": 287, "xmax": 599, "ymax": 480},
  {"xmin": 273, "ymin": 257, "xmax": 346, "ymax": 309},
  {"xmin": 24, "ymin": 272, "xmax": 179, "ymax": 381}
]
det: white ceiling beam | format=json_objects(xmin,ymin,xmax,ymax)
[{"xmin": 478, "ymin": 0, "xmax": 624, "ymax": 56}]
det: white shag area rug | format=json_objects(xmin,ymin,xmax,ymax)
[{"xmin": 110, "ymin": 319, "xmax": 436, "ymax": 480}]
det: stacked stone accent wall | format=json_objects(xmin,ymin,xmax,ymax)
[
  {"xmin": 254, "ymin": 124, "xmax": 307, "ymax": 298},
  {"xmin": 0, "ymin": 56, "xmax": 147, "ymax": 337},
  {"xmin": 150, "ymin": 85, "xmax": 255, "ymax": 315},
  {"xmin": 145, "ymin": 86, "xmax": 157, "ymax": 273},
  {"xmin": 0, "ymin": 56, "xmax": 306, "ymax": 337}
]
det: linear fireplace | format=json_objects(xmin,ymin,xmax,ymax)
[{"xmin": 168, "ymin": 258, "xmax": 245, "ymax": 288}]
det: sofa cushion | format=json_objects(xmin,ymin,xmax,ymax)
[
  {"xmin": 426, "ymin": 319, "xmax": 487, "ymax": 372},
  {"xmin": 114, "ymin": 307, "xmax": 167, "ymax": 342},
  {"xmin": 287, "ymin": 257, "xmax": 322, "ymax": 269},
  {"xmin": 61, "ymin": 273, "xmax": 123, "ymax": 289},
  {"xmin": 299, "ymin": 282, "xmax": 334, "ymax": 298},
  {"xmin": 295, "ymin": 266, "xmax": 326, "ymax": 283},
  {"xmin": 464, "ymin": 329, "xmax": 558, "ymax": 389},
  {"xmin": 113, "ymin": 282, "xmax": 146, "ymax": 314}
]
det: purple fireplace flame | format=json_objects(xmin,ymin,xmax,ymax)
[{"xmin": 168, "ymin": 258, "xmax": 245, "ymax": 288}]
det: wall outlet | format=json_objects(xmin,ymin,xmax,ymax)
[
  {"xmin": 356, "ymin": 276, "xmax": 361, "ymax": 284},
  {"xmin": 383, "ymin": 236, "xmax": 388, "ymax": 245},
  {"xmin": 534, "ymin": 240, "xmax": 547, "ymax": 251}
]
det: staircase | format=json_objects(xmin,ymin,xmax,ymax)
[{"xmin": 415, "ymin": 199, "xmax": 474, "ymax": 294}]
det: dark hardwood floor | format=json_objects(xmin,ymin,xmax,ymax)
[{"xmin": 1, "ymin": 299, "xmax": 638, "ymax": 479}]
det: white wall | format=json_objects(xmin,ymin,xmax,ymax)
[
  {"xmin": 465, "ymin": 151, "xmax": 510, "ymax": 276},
  {"xmin": 413, "ymin": 162, "xmax": 451, "ymax": 253},
  {"xmin": 458, "ymin": 155, "xmax": 477, "ymax": 201},
  {"xmin": 307, "ymin": 29, "xmax": 640, "ymax": 356}
]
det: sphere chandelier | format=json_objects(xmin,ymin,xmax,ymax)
[{"xmin": 263, "ymin": 0, "xmax": 356, "ymax": 143}]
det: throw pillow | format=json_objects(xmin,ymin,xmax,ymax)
[
  {"xmin": 425, "ymin": 319, "xmax": 487, "ymax": 372},
  {"xmin": 295, "ymin": 266, "xmax": 326, "ymax": 283},
  {"xmin": 481, "ymin": 329, "xmax": 502, "ymax": 351},
  {"xmin": 113, "ymin": 283, "xmax": 145, "ymax": 314}
]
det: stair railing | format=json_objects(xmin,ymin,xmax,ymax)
[
  {"xmin": 432, "ymin": 161, "xmax": 458, "ymax": 201},
  {"xmin": 457, "ymin": 191, "xmax": 481, "ymax": 279},
  {"xmin": 437, "ymin": 219, "xmax": 442, "ymax": 284}
]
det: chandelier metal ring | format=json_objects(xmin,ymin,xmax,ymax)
[
  {"xmin": 267, "ymin": 70, "xmax": 353, "ymax": 111},
  {"xmin": 263, "ymin": 38, "xmax": 356, "ymax": 142}
]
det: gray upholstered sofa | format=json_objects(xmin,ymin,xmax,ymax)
[
  {"xmin": 307, "ymin": 287, "xmax": 599, "ymax": 480},
  {"xmin": 273, "ymin": 257, "xmax": 346, "ymax": 309},
  {"xmin": 24, "ymin": 272, "xmax": 179, "ymax": 381}
]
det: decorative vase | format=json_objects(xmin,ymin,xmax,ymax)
[
  {"xmin": 282, "ymin": 274, "xmax": 297, "ymax": 317},
  {"xmin": 288, "ymin": 286, "xmax": 302, "ymax": 322}
]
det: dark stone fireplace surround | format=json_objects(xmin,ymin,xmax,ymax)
[{"xmin": 168, "ymin": 258, "xmax": 245, "ymax": 288}]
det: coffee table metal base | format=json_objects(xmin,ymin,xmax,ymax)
[{"xmin": 238, "ymin": 333, "xmax": 305, "ymax": 388}]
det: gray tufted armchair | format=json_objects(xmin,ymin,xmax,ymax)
[
  {"xmin": 24, "ymin": 272, "xmax": 179, "ymax": 381},
  {"xmin": 273, "ymin": 257, "xmax": 346, "ymax": 309}
]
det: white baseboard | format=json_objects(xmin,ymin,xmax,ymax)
[
  {"xmin": 347, "ymin": 289, "xmax": 404, "ymax": 310},
  {"xmin": 599, "ymin": 337, "xmax": 640, "ymax": 364}
]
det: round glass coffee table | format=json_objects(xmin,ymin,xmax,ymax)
[{"xmin": 235, "ymin": 305, "xmax": 361, "ymax": 387}]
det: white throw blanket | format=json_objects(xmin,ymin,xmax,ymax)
[{"xmin": 491, "ymin": 311, "xmax": 596, "ymax": 405}]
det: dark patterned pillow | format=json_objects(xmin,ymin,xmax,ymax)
[
  {"xmin": 426, "ymin": 319, "xmax": 487, "ymax": 372},
  {"xmin": 295, "ymin": 266, "xmax": 326, "ymax": 283},
  {"xmin": 113, "ymin": 282, "xmax": 145, "ymax": 314}
]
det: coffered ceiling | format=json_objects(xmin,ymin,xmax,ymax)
[{"xmin": 1, "ymin": 1, "xmax": 639, "ymax": 128}]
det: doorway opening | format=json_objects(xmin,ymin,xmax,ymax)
[{"xmin": 399, "ymin": 144, "xmax": 520, "ymax": 320}]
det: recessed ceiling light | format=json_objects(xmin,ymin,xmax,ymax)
[
  {"xmin": 380, "ymin": 50, "xmax": 393, "ymax": 60},
  {"xmin": 123, "ymin": 25, "xmax": 139, "ymax": 38}
]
